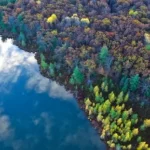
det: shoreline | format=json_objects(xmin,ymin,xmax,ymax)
[
  {"xmin": 0, "ymin": 0, "xmax": 150, "ymax": 149},
  {"xmin": 0, "ymin": 33, "xmax": 150, "ymax": 149}
]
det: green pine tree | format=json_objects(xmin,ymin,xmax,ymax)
[
  {"xmin": 130, "ymin": 74, "xmax": 140, "ymax": 91},
  {"xmin": 70, "ymin": 66, "xmax": 84, "ymax": 85},
  {"xmin": 49, "ymin": 63, "xmax": 55, "ymax": 77},
  {"xmin": 41, "ymin": 60, "xmax": 48, "ymax": 70},
  {"xmin": 99, "ymin": 45, "xmax": 108, "ymax": 65}
]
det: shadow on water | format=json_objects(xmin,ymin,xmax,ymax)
[{"xmin": 0, "ymin": 38, "xmax": 106, "ymax": 150}]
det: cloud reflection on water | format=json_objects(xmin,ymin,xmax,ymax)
[
  {"xmin": 0, "ymin": 37, "xmax": 73, "ymax": 100},
  {"xmin": 0, "ymin": 37, "xmax": 74, "ymax": 149},
  {"xmin": 0, "ymin": 38, "xmax": 106, "ymax": 150},
  {"xmin": 0, "ymin": 108, "xmax": 14, "ymax": 142}
]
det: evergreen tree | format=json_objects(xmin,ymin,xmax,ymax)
[
  {"xmin": 93, "ymin": 85, "xmax": 99, "ymax": 95},
  {"xmin": 18, "ymin": 32, "xmax": 26, "ymax": 47},
  {"xmin": 49, "ymin": 63, "xmax": 55, "ymax": 77},
  {"xmin": 109, "ymin": 91, "xmax": 116, "ymax": 103},
  {"xmin": 102, "ymin": 100, "xmax": 111, "ymax": 114},
  {"xmin": 110, "ymin": 108, "xmax": 118, "ymax": 119},
  {"xmin": 89, "ymin": 84, "xmax": 93, "ymax": 92},
  {"xmin": 0, "ymin": 12, "xmax": 6, "ymax": 30},
  {"xmin": 120, "ymin": 76, "xmax": 127, "ymax": 86},
  {"xmin": 122, "ymin": 78, "xmax": 129, "ymax": 93},
  {"xmin": 122, "ymin": 111, "xmax": 129, "ymax": 121},
  {"xmin": 41, "ymin": 60, "xmax": 48, "ymax": 70},
  {"xmin": 95, "ymin": 95, "xmax": 104, "ymax": 103},
  {"xmin": 131, "ymin": 114, "xmax": 138, "ymax": 125},
  {"xmin": 124, "ymin": 92, "xmax": 129, "ymax": 102},
  {"xmin": 11, "ymin": 26, "xmax": 17, "ymax": 34},
  {"xmin": 145, "ymin": 87, "xmax": 150, "ymax": 98},
  {"xmin": 37, "ymin": 36, "xmax": 47, "ymax": 52},
  {"xmin": 69, "ymin": 77, "xmax": 74, "ymax": 85},
  {"xmin": 40, "ymin": 53, "xmax": 45, "ymax": 61},
  {"xmin": 99, "ymin": 45, "xmax": 109, "ymax": 65},
  {"xmin": 17, "ymin": 13, "xmax": 24, "ymax": 22},
  {"xmin": 40, "ymin": 54, "xmax": 48, "ymax": 70},
  {"xmin": 70, "ymin": 66, "xmax": 84, "ymax": 85},
  {"xmin": 130, "ymin": 74, "xmax": 140, "ymax": 91},
  {"xmin": 50, "ymin": 37, "xmax": 58, "ymax": 51},
  {"xmin": 104, "ymin": 55, "xmax": 114, "ymax": 71},
  {"xmin": 116, "ymin": 91, "xmax": 124, "ymax": 104}
]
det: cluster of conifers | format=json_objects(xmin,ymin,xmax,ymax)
[{"xmin": 0, "ymin": 0, "xmax": 150, "ymax": 149}]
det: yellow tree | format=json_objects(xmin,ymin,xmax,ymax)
[
  {"xmin": 93, "ymin": 85, "xmax": 99, "ymax": 95},
  {"xmin": 109, "ymin": 91, "xmax": 116, "ymax": 103},
  {"xmin": 47, "ymin": 14, "xmax": 57, "ymax": 24},
  {"xmin": 117, "ymin": 91, "xmax": 124, "ymax": 104},
  {"xmin": 144, "ymin": 119, "xmax": 150, "ymax": 128},
  {"xmin": 124, "ymin": 92, "xmax": 129, "ymax": 102}
]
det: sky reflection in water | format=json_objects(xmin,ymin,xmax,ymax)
[{"xmin": 0, "ymin": 38, "xmax": 106, "ymax": 150}]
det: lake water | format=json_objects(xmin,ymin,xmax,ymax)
[{"xmin": 0, "ymin": 38, "xmax": 106, "ymax": 150}]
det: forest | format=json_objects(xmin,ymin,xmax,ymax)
[{"xmin": 0, "ymin": 0, "xmax": 150, "ymax": 149}]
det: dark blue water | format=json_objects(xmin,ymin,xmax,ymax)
[{"xmin": 0, "ymin": 39, "xmax": 106, "ymax": 150}]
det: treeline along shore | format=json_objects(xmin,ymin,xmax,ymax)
[{"xmin": 0, "ymin": 0, "xmax": 150, "ymax": 149}]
